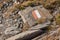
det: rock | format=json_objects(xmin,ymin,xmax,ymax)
[
  {"xmin": 6, "ymin": 30, "xmax": 43, "ymax": 40},
  {"xmin": 4, "ymin": 26, "xmax": 21, "ymax": 35},
  {"xmin": 29, "ymin": 21, "xmax": 51, "ymax": 30}
]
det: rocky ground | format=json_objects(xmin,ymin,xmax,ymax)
[
  {"xmin": 0, "ymin": 0, "xmax": 60, "ymax": 40},
  {"xmin": 32, "ymin": 26, "xmax": 60, "ymax": 40}
]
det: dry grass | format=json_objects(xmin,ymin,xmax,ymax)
[{"xmin": 55, "ymin": 14, "xmax": 60, "ymax": 25}]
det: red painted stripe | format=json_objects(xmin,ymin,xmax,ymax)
[{"xmin": 32, "ymin": 11, "xmax": 38, "ymax": 20}]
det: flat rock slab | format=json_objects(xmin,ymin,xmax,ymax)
[{"xmin": 6, "ymin": 29, "xmax": 44, "ymax": 40}]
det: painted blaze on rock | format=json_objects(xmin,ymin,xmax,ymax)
[{"xmin": 19, "ymin": 6, "xmax": 52, "ymax": 27}]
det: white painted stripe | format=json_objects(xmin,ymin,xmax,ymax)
[{"xmin": 34, "ymin": 10, "xmax": 41, "ymax": 18}]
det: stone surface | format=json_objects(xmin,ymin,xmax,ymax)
[{"xmin": 0, "ymin": 0, "xmax": 60, "ymax": 40}]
